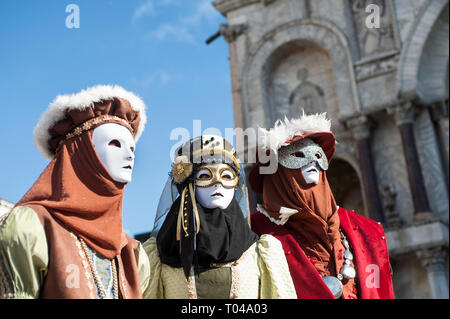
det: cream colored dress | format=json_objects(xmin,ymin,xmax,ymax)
[{"xmin": 142, "ymin": 234, "xmax": 297, "ymax": 299}]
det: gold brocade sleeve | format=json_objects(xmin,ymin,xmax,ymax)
[
  {"xmin": 256, "ymin": 234, "xmax": 297, "ymax": 299},
  {"xmin": 0, "ymin": 206, "xmax": 48, "ymax": 299},
  {"xmin": 135, "ymin": 242, "xmax": 151, "ymax": 296},
  {"xmin": 141, "ymin": 236, "xmax": 164, "ymax": 298}
]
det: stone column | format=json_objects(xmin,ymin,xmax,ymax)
[
  {"xmin": 218, "ymin": 24, "xmax": 259, "ymax": 217},
  {"xmin": 206, "ymin": 23, "xmax": 247, "ymax": 128},
  {"xmin": 346, "ymin": 115, "xmax": 385, "ymax": 223},
  {"xmin": 416, "ymin": 246, "xmax": 449, "ymax": 299},
  {"xmin": 206, "ymin": 23, "xmax": 248, "ymax": 128},
  {"xmin": 430, "ymin": 100, "xmax": 449, "ymax": 189},
  {"xmin": 222, "ymin": 24, "xmax": 246, "ymax": 129},
  {"xmin": 387, "ymin": 102, "xmax": 432, "ymax": 220}
]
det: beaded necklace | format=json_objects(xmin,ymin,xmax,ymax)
[
  {"xmin": 79, "ymin": 238, "xmax": 119, "ymax": 299},
  {"xmin": 322, "ymin": 229, "xmax": 356, "ymax": 298}
]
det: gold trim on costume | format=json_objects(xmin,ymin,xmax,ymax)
[
  {"xmin": 57, "ymin": 115, "xmax": 134, "ymax": 150},
  {"xmin": 116, "ymin": 255, "xmax": 129, "ymax": 299},
  {"xmin": 210, "ymin": 250, "xmax": 248, "ymax": 268},
  {"xmin": 78, "ymin": 237, "xmax": 119, "ymax": 299},
  {"xmin": 187, "ymin": 267, "xmax": 198, "ymax": 299},
  {"xmin": 70, "ymin": 232, "xmax": 96, "ymax": 299},
  {"xmin": 210, "ymin": 250, "xmax": 248, "ymax": 299},
  {"xmin": 192, "ymin": 148, "xmax": 240, "ymax": 171},
  {"xmin": 188, "ymin": 183, "xmax": 200, "ymax": 234},
  {"xmin": 176, "ymin": 186, "xmax": 188, "ymax": 241},
  {"xmin": 176, "ymin": 183, "xmax": 201, "ymax": 241},
  {"xmin": 229, "ymin": 261, "xmax": 240, "ymax": 299},
  {"xmin": 185, "ymin": 251, "xmax": 247, "ymax": 299},
  {"xmin": 194, "ymin": 164, "xmax": 239, "ymax": 189}
]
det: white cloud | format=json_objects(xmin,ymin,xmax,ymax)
[
  {"xmin": 132, "ymin": 0, "xmax": 155, "ymax": 22},
  {"xmin": 132, "ymin": 71, "xmax": 182, "ymax": 87},
  {"xmin": 138, "ymin": 0, "xmax": 221, "ymax": 45},
  {"xmin": 147, "ymin": 24, "xmax": 196, "ymax": 44},
  {"xmin": 158, "ymin": 0, "xmax": 181, "ymax": 5},
  {"xmin": 181, "ymin": 0, "xmax": 221, "ymax": 26},
  {"xmin": 132, "ymin": 0, "xmax": 184, "ymax": 22}
]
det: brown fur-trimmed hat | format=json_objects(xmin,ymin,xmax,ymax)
[{"xmin": 34, "ymin": 85, "xmax": 147, "ymax": 159}]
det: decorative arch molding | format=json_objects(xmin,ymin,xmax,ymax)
[
  {"xmin": 241, "ymin": 18, "xmax": 361, "ymax": 129},
  {"xmin": 397, "ymin": 0, "xmax": 449, "ymax": 102},
  {"xmin": 417, "ymin": 4, "xmax": 449, "ymax": 103}
]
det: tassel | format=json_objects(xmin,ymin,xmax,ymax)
[
  {"xmin": 178, "ymin": 182, "xmax": 201, "ymax": 279},
  {"xmin": 188, "ymin": 183, "xmax": 200, "ymax": 235},
  {"xmin": 176, "ymin": 186, "xmax": 188, "ymax": 241}
]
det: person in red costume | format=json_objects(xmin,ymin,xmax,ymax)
[{"xmin": 248, "ymin": 112, "xmax": 395, "ymax": 299}]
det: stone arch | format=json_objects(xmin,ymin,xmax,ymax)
[
  {"xmin": 397, "ymin": 0, "xmax": 449, "ymax": 102},
  {"xmin": 241, "ymin": 19, "xmax": 360, "ymax": 129},
  {"xmin": 328, "ymin": 155, "xmax": 366, "ymax": 217},
  {"xmin": 331, "ymin": 145, "xmax": 368, "ymax": 217},
  {"xmin": 417, "ymin": 4, "xmax": 449, "ymax": 103}
]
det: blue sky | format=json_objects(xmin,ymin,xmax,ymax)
[{"xmin": 0, "ymin": 0, "xmax": 235, "ymax": 236}]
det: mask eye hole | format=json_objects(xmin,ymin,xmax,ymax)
[
  {"xmin": 292, "ymin": 151, "xmax": 305, "ymax": 158},
  {"xmin": 108, "ymin": 139, "xmax": 121, "ymax": 148},
  {"xmin": 315, "ymin": 153, "xmax": 322, "ymax": 159},
  {"xmin": 196, "ymin": 169, "xmax": 211, "ymax": 179},
  {"xmin": 221, "ymin": 171, "xmax": 234, "ymax": 180}
]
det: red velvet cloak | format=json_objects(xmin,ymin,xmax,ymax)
[{"xmin": 251, "ymin": 207, "xmax": 395, "ymax": 299}]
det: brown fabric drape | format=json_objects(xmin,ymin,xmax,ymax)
[
  {"xmin": 28, "ymin": 204, "xmax": 142, "ymax": 299},
  {"xmin": 261, "ymin": 164, "xmax": 358, "ymax": 298},
  {"xmin": 17, "ymin": 129, "xmax": 128, "ymax": 259}
]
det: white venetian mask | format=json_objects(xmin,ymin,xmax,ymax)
[
  {"xmin": 278, "ymin": 138, "xmax": 328, "ymax": 171},
  {"xmin": 278, "ymin": 137, "xmax": 326, "ymax": 185},
  {"xmin": 301, "ymin": 162, "xmax": 321, "ymax": 185},
  {"xmin": 92, "ymin": 123, "xmax": 136, "ymax": 184},
  {"xmin": 194, "ymin": 163, "xmax": 237, "ymax": 209}
]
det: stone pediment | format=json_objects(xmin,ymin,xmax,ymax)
[{"xmin": 386, "ymin": 220, "xmax": 449, "ymax": 257}]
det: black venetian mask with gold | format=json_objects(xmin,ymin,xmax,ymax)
[{"xmin": 155, "ymin": 135, "xmax": 258, "ymax": 279}]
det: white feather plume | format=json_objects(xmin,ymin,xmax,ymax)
[
  {"xmin": 34, "ymin": 84, "xmax": 147, "ymax": 159},
  {"xmin": 258, "ymin": 111, "xmax": 332, "ymax": 153}
]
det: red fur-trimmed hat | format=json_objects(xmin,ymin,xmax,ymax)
[{"xmin": 248, "ymin": 112, "xmax": 336, "ymax": 194}]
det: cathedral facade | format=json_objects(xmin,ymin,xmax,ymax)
[{"xmin": 213, "ymin": 0, "xmax": 449, "ymax": 298}]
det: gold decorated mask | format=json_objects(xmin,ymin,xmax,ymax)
[{"xmin": 194, "ymin": 163, "xmax": 239, "ymax": 189}]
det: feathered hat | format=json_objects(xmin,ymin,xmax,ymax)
[
  {"xmin": 34, "ymin": 84, "xmax": 147, "ymax": 159},
  {"xmin": 249, "ymin": 111, "xmax": 335, "ymax": 193}
]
